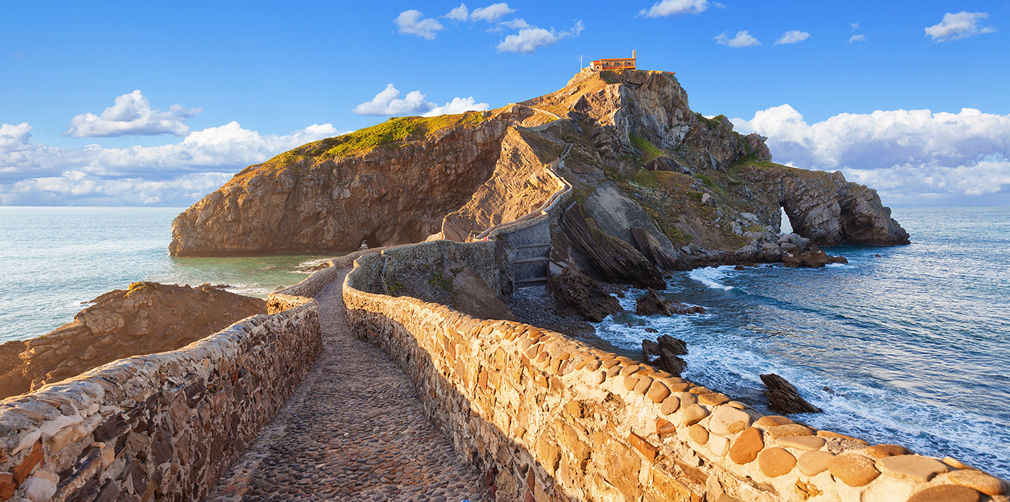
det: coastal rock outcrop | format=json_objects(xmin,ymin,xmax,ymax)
[
  {"xmin": 760, "ymin": 373, "xmax": 823, "ymax": 415},
  {"xmin": 546, "ymin": 266, "xmax": 622, "ymax": 323},
  {"xmin": 636, "ymin": 289, "xmax": 706, "ymax": 316},
  {"xmin": 0, "ymin": 282, "xmax": 265, "ymax": 399}
]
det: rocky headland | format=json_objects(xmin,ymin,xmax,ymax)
[
  {"xmin": 0, "ymin": 282, "xmax": 265, "ymax": 400},
  {"xmin": 170, "ymin": 68, "xmax": 907, "ymax": 280}
]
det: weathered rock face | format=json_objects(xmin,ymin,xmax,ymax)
[
  {"xmin": 546, "ymin": 266, "xmax": 622, "ymax": 323},
  {"xmin": 636, "ymin": 289, "xmax": 706, "ymax": 316},
  {"xmin": 440, "ymin": 128, "xmax": 559, "ymax": 242},
  {"xmin": 0, "ymin": 282, "xmax": 265, "ymax": 399},
  {"xmin": 170, "ymin": 108, "xmax": 538, "ymax": 256}
]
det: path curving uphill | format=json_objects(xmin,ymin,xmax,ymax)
[{"xmin": 207, "ymin": 269, "xmax": 488, "ymax": 502}]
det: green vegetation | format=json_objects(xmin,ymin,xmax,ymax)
[
  {"xmin": 630, "ymin": 135, "xmax": 666, "ymax": 164},
  {"xmin": 428, "ymin": 270, "xmax": 455, "ymax": 295},
  {"xmin": 696, "ymin": 174, "xmax": 715, "ymax": 188},
  {"xmin": 386, "ymin": 280, "xmax": 405, "ymax": 296}
]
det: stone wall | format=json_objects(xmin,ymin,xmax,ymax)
[
  {"xmin": 0, "ymin": 295, "xmax": 321, "ymax": 501},
  {"xmin": 343, "ymin": 254, "xmax": 1009, "ymax": 502}
]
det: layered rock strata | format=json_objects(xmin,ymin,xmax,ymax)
[{"xmin": 0, "ymin": 283, "xmax": 265, "ymax": 400}]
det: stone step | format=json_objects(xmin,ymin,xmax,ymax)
[
  {"xmin": 511, "ymin": 257, "xmax": 551, "ymax": 264},
  {"xmin": 515, "ymin": 277, "xmax": 548, "ymax": 288}
]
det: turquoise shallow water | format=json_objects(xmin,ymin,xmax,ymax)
[
  {"xmin": 0, "ymin": 207, "xmax": 337, "ymax": 344},
  {"xmin": 594, "ymin": 207, "xmax": 1010, "ymax": 478}
]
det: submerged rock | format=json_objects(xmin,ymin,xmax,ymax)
[{"xmin": 0, "ymin": 283, "xmax": 265, "ymax": 400}]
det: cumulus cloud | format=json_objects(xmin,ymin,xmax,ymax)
[
  {"xmin": 395, "ymin": 10, "xmax": 445, "ymax": 40},
  {"xmin": 849, "ymin": 34, "xmax": 867, "ymax": 44},
  {"xmin": 0, "ymin": 120, "xmax": 341, "ymax": 205},
  {"xmin": 715, "ymin": 31, "xmax": 760, "ymax": 48},
  {"xmin": 498, "ymin": 18, "xmax": 530, "ymax": 30},
  {"xmin": 925, "ymin": 11, "xmax": 996, "ymax": 42},
  {"xmin": 471, "ymin": 3, "xmax": 514, "ymax": 22},
  {"xmin": 352, "ymin": 84, "xmax": 436, "ymax": 116},
  {"xmin": 730, "ymin": 105, "xmax": 1010, "ymax": 202},
  {"xmin": 0, "ymin": 123, "xmax": 32, "ymax": 152},
  {"xmin": 775, "ymin": 30, "xmax": 810, "ymax": 45},
  {"xmin": 423, "ymin": 97, "xmax": 490, "ymax": 117},
  {"xmin": 497, "ymin": 20, "xmax": 584, "ymax": 53},
  {"xmin": 850, "ymin": 23, "xmax": 859, "ymax": 30},
  {"xmin": 639, "ymin": 0, "xmax": 710, "ymax": 17},
  {"xmin": 445, "ymin": 3, "xmax": 469, "ymax": 21},
  {"xmin": 65, "ymin": 90, "xmax": 201, "ymax": 138}
]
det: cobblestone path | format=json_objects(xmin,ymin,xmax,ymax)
[{"xmin": 207, "ymin": 269, "xmax": 488, "ymax": 502}]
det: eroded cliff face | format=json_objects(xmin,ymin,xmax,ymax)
[
  {"xmin": 0, "ymin": 283, "xmax": 265, "ymax": 399},
  {"xmin": 170, "ymin": 107, "xmax": 544, "ymax": 255}
]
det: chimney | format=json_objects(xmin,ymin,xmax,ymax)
[{"xmin": 633, "ymin": 49, "xmax": 636, "ymax": 59}]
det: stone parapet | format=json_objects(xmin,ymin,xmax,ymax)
[
  {"xmin": 343, "ymin": 252, "xmax": 1009, "ymax": 502},
  {"xmin": 0, "ymin": 299, "xmax": 321, "ymax": 501}
]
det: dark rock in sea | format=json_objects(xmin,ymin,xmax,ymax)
[
  {"xmin": 546, "ymin": 266, "xmax": 622, "ymax": 323},
  {"xmin": 734, "ymin": 264, "xmax": 746, "ymax": 271},
  {"xmin": 645, "ymin": 327, "xmax": 658, "ymax": 333},
  {"xmin": 636, "ymin": 289, "xmax": 706, "ymax": 316},
  {"xmin": 657, "ymin": 334, "xmax": 688, "ymax": 356},
  {"xmin": 657, "ymin": 349, "xmax": 687, "ymax": 377},
  {"xmin": 782, "ymin": 245, "xmax": 848, "ymax": 268},
  {"xmin": 760, "ymin": 373, "xmax": 823, "ymax": 415},
  {"xmin": 642, "ymin": 339, "xmax": 659, "ymax": 358}
]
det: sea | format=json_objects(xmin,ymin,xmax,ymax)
[{"xmin": 0, "ymin": 206, "xmax": 1007, "ymax": 478}]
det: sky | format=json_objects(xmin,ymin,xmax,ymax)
[{"xmin": 1, "ymin": 0, "xmax": 1007, "ymax": 207}]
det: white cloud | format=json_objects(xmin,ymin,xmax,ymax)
[
  {"xmin": 471, "ymin": 3, "xmax": 515, "ymax": 22},
  {"xmin": 497, "ymin": 20, "xmax": 584, "ymax": 53},
  {"xmin": 0, "ymin": 119, "xmax": 339, "ymax": 185},
  {"xmin": 925, "ymin": 11, "xmax": 996, "ymax": 42},
  {"xmin": 730, "ymin": 105, "xmax": 1010, "ymax": 202},
  {"xmin": 394, "ymin": 10, "xmax": 445, "ymax": 40},
  {"xmin": 715, "ymin": 31, "xmax": 760, "ymax": 48},
  {"xmin": 0, "ymin": 123, "xmax": 32, "ymax": 152},
  {"xmin": 423, "ymin": 97, "xmax": 490, "ymax": 117},
  {"xmin": 775, "ymin": 30, "xmax": 810, "ymax": 45},
  {"xmin": 499, "ymin": 18, "xmax": 530, "ymax": 30},
  {"xmin": 66, "ymin": 90, "xmax": 202, "ymax": 138},
  {"xmin": 2, "ymin": 171, "xmax": 234, "ymax": 206},
  {"xmin": 850, "ymin": 22, "xmax": 859, "ymax": 30},
  {"xmin": 352, "ymin": 84, "xmax": 436, "ymax": 116},
  {"xmin": 849, "ymin": 34, "xmax": 867, "ymax": 44},
  {"xmin": 639, "ymin": 0, "xmax": 709, "ymax": 17},
  {"xmin": 445, "ymin": 3, "xmax": 469, "ymax": 21}
]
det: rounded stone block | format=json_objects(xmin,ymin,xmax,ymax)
[
  {"xmin": 907, "ymin": 484, "xmax": 981, "ymax": 502},
  {"xmin": 756, "ymin": 415, "xmax": 793, "ymax": 427},
  {"xmin": 634, "ymin": 377, "xmax": 654, "ymax": 395},
  {"xmin": 708, "ymin": 434, "xmax": 730, "ymax": 456},
  {"xmin": 623, "ymin": 376, "xmax": 640, "ymax": 391},
  {"xmin": 766, "ymin": 424, "xmax": 814, "ymax": 439},
  {"xmin": 877, "ymin": 455, "xmax": 948, "ymax": 482},
  {"xmin": 689, "ymin": 424, "xmax": 709, "ymax": 445},
  {"xmin": 827, "ymin": 453, "xmax": 880, "ymax": 487},
  {"xmin": 948, "ymin": 469, "xmax": 1007, "ymax": 496},
  {"xmin": 776, "ymin": 435, "xmax": 825, "ymax": 451},
  {"xmin": 648, "ymin": 381, "xmax": 671, "ymax": 404},
  {"xmin": 758, "ymin": 447, "xmax": 796, "ymax": 478},
  {"xmin": 798, "ymin": 451, "xmax": 835, "ymax": 476},
  {"xmin": 698, "ymin": 393, "xmax": 730, "ymax": 406},
  {"xmin": 681, "ymin": 404, "xmax": 708, "ymax": 426},
  {"xmin": 660, "ymin": 396, "xmax": 681, "ymax": 415},
  {"xmin": 708, "ymin": 405, "xmax": 751, "ymax": 436},
  {"xmin": 620, "ymin": 364, "xmax": 642, "ymax": 377},
  {"xmin": 868, "ymin": 444, "xmax": 910, "ymax": 458},
  {"xmin": 688, "ymin": 386, "xmax": 711, "ymax": 395},
  {"xmin": 729, "ymin": 427, "xmax": 764, "ymax": 465}
]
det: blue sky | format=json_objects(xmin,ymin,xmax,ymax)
[{"xmin": 2, "ymin": 0, "xmax": 1008, "ymax": 206}]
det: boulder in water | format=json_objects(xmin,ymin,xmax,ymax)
[{"xmin": 760, "ymin": 373, "xmax": 823, "ymax": 414}]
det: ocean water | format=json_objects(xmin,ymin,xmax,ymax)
[
  {"xmin": 595, "ymin": 207, "xmax": 1010, "ymax": 478},
  {"xmin": 0, "ymin": 207, "xmax": 337, "ymax": 344}
]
